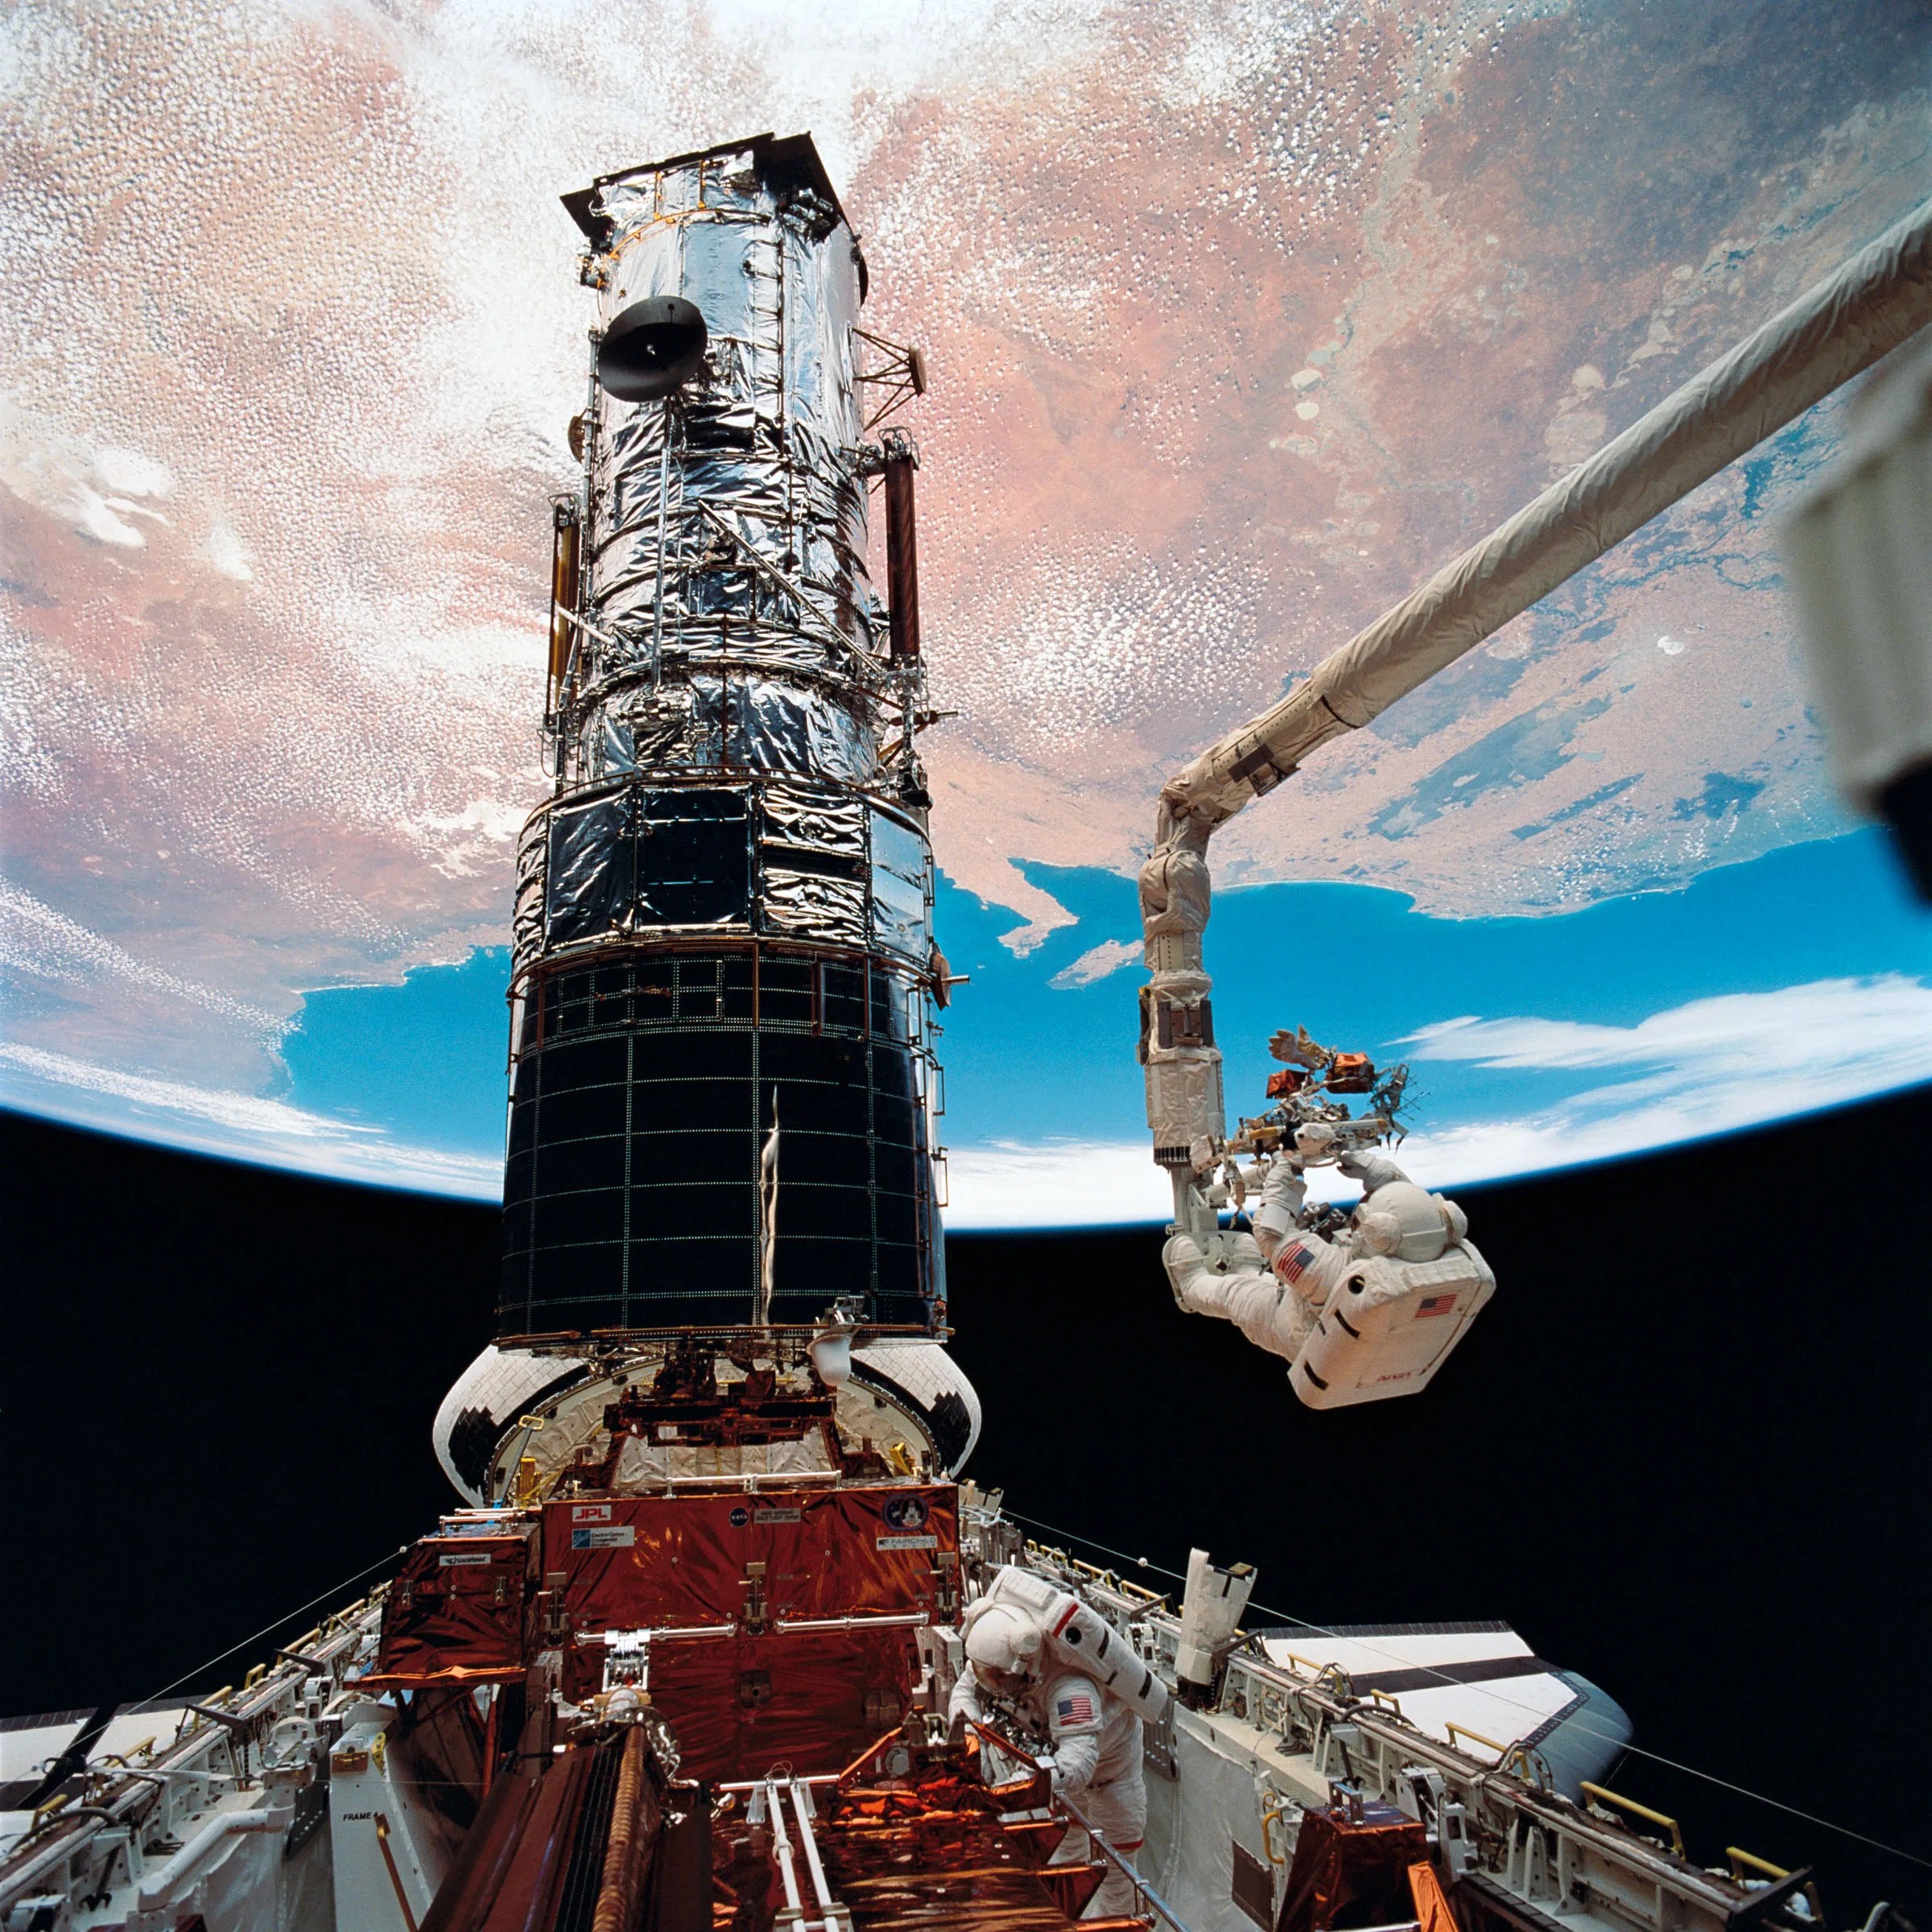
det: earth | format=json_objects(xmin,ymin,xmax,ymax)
[{"xmin": 2, "ymin": 0, "xmax": 1930, "ymax": 1218}]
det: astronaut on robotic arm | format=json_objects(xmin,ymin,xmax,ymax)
[
  {"xmin": 947, "ymin": 1568, "xmax": 1157, "ymax": 1917},
  {"xmin": 1163, "ymin": 1122, "xmax": 1477, "ymax": 1364}
]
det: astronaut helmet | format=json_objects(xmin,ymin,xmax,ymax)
[
  {"xmin": 964, "ymin": 1600, "xmax": 1042, "ymax": 1694},
  {"xmin": 1350, "ymin": 1180, "xmax": 1453, "ymax": 1263}
]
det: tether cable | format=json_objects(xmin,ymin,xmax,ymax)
[
  {"xmin": 111, "ymin": 1545, "xmax": 408, "ymax": 1720},
  {"xmin": 22, "ymin": 1544, "xmax": 408, "ymax": 1798}
]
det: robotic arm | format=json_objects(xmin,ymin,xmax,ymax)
[{"xmin": 1140, "ymin": 211, "xmax": 1931, "ymax": 1394}]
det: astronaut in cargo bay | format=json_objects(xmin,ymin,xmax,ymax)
[{"xmin": 948, "ymin": 1583, "xmax": 1150, "ymax": 1918}]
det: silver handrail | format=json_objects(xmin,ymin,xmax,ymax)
[{"xmin": 1055, "ymin": 1790, "xmax": 1199, "ymax": 1932}]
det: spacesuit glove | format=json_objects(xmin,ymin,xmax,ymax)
[
  {"xmin": 1257, "ymin": 1163, "xmax": 1308, "ymax": 1212},
  {"xmin": 1339, "ymin": 1150, "xmax": 1406, "ymax": 1191}
]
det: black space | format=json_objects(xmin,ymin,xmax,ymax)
[{"xmin": 3, "ymin": 1096, "xmax": 1929, "ymax": 1918}]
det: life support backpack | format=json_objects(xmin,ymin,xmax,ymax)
[
  {"xmin": 1289, "ymin": 1241, "xmax": 1496, "ymax": 1410},
  {"xmin": 968, "ymin": 1566, "xmax": 1170, "ymax": 1724}
]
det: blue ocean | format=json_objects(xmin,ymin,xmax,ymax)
[{"xmin": 283, "ymin": 825, "xmax": 1932, "ymax": 1186}]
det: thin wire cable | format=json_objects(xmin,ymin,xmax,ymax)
[
  {"xmin": 26, "ymin": 1546, "xmax": 406, "ymax": 1790},
  {"xmin": 118, "ymin": 1545, "xmax": 407, "ymax": 1718},
  {"xmin": 1001, "ymin": 1507, "xmax": 1932, "ymax": 1876}
]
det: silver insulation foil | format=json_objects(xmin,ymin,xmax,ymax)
[
  {"xmin": 577, "ymin": 147, "xmax": 881, "ymax": 786},
  {"xmin": 762, "ymin": 789, "xmax": 865, "ymax": 854},
  {"xmin": 762, "ymin": 868, "xmax": 869, "ymax": 944},
  {"xmin": 582, "ymin": 672, "xmax": 877, "ymax": 786},
  {"xmin": 515, "ymin": 786, "xmax": 930, "ymax": 968},
  {"xmin": 869, "ymin": 810, "xmax": 931, "ymax": 961},
  {"xmin": 524, "ymin": 137, "xmax": 933, "ymax": 980}
]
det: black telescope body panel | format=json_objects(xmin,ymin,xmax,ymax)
[
  {"xmin": 500, "ymin": 946, "xmax": 938, "ymax": 1340},
  {"xmin": 543, "ymin": 788, "xmax": 753, "ymax": 947}
]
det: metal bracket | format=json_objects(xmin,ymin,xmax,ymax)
[
  {"xmin": 1727, "ymin": 1868, "xmax": 1819, "ymax": 1930},
  {"xmin": 854, "ymin": 329, "xmax": 927, "ymax": 431}
]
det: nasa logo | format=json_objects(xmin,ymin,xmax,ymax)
[
  {"xmin": 729, "ymin": 1506, "xmax": 751, "ymax": 1527},
  {"xmin": 883, "ymin": 1495, "xmax": 929, "ymax": 1531}
]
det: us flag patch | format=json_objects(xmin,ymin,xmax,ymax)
[
  {"xmin": 1414, "ymin": 1294, "xmax": 1459, "ymax": 1319},
  {"xmin": 1055, "ymin": 1692, "xmax": 1096, "ymax": 1725},
  {"xmin": 1278, "ymin": 1244, "xmax": 1315, "ymax": 1283}
]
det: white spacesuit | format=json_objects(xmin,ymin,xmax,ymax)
[
  {"xmin": 947, "ymin": 1580, "xmax": 1151, "ymax": 1918},
  {"xmin": 1164, "ymin": 1128, "xmax": 1481, "ymax": 1367}
]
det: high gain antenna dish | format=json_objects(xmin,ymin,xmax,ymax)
[{"xmin": 597, "ymin": 295, "xmax": 708, "ymax": 401}]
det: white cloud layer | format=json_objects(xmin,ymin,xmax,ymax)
[
  {"xmin": 939, "ymin": 974, "xmax": 1932, "ymax": 1224},
  {"xmin": 0, "ymin": 1043, "xmax": 502, "ymax": 1199},
  {"xmin": 5, "ymin": 975, "xmax": 1926, "ymax": 1228},
  {"xmin": 0, "ymin": 883, "xmax": 279, "ymax": 1033}
]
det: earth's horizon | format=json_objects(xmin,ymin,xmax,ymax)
[{"xmin": 3, "ymin": 0, "xmax": 1930, "ymax": 1219}]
